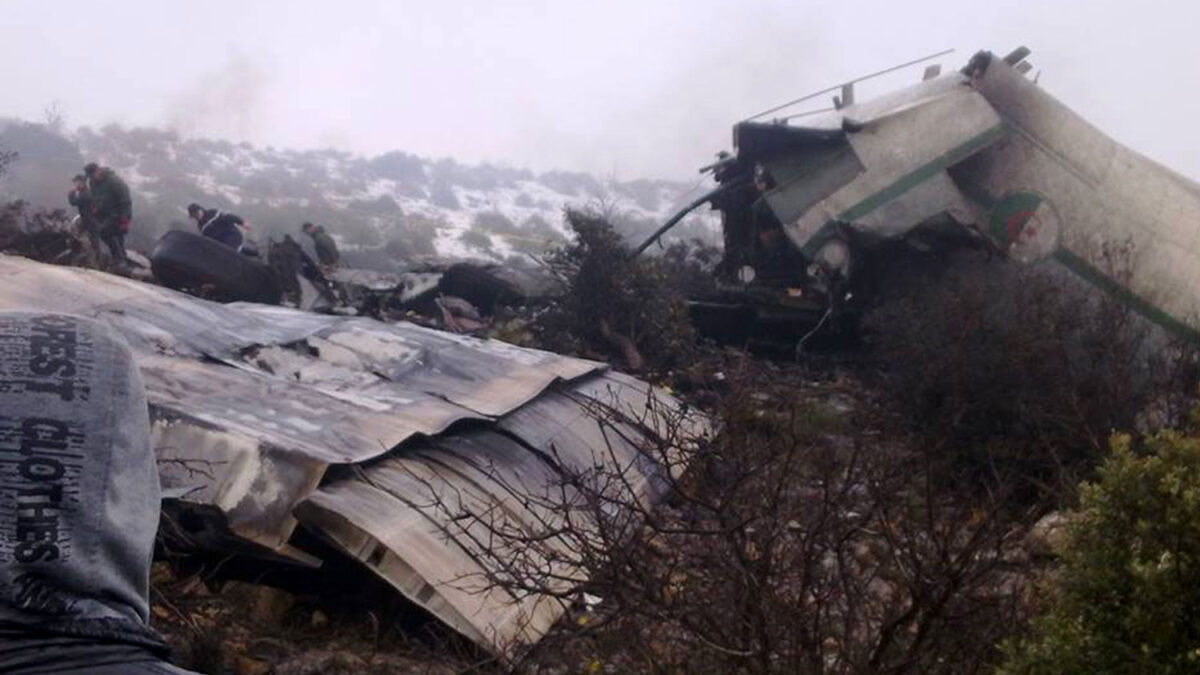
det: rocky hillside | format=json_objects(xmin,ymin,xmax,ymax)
[{"xmin": 0, "ymin": 119, "xmax": 720, "ymax": 267}]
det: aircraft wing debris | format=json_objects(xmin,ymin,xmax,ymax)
[{"xmin": 0, "ymin": 254, "xmax": 703, "ymax": 656}]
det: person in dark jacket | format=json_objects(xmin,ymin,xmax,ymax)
[
  {"xmin": 67, "ymin": 175, "xmax": 100, "ymax": 256},
  {"xmin": 84, "ymin": 163, "xmax": 132, "ymax": 264},
  {"xmin": 268, "ymin": 235, "xmax": 337, "ymax": 307},
  {"xmin": 268, "ymin": 235, "xmax": 304, "ymax": 306},
  {"xmin": 187, "ymin": 203, "xmax": 246, "ymax": 252},
  {"xmin": 0, "ymin": 312, "xmax": 200, "ymax": 674},
  {"xmin": 301, "ymin": 222, "xmax": 339, "ymax": 269}
]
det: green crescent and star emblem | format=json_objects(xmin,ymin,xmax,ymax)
[{"xmin": 988, "ymin": 191, "xmax": 1059, "ymax": 262}]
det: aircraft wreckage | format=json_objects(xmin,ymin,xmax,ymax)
[
  {"xmin": 643, "ymin": 47, "xmax": 1200, "ymax": 342},
  {"xmin": 0, "ymin": 254, "xmax": 704, "ymax": 657}
]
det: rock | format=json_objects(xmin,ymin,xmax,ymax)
[
  {"xmin": 235, "ymin": 656, "xmax": 272, "ymax": 675},
  {"xmin": 151, "ymin": 605, "xmax": 171, "ymax": 620},
  {"xmin": 223, "ymin": 581, "xmax": 296, "ymax": 626},
  {"xmin": 310, "ymin": 610, "xmax": 329, "ymax": 628},
  {"xmin": 273, "ymin": 652, "xmax": 367, "ymax": 675},
  {"xmin": 1028, "ymin": 511, "xmax": 1071, "ymax": 558}
]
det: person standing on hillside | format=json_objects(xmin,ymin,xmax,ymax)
[
  {"xmin": 67, "ymin": 174, "xmax": 101, "ymax": 260},
  {"xmin": 84, "ymin": 163, "xmax": 131, "ymax": 265},
  {"xmin": 302, "ymin": 222, "xmax": 340, "ymax": 270}
]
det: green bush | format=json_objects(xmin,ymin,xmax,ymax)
[
  {"xmin": 535, "ymin": 209, "xmax": 694, "ymax": 373},
  {"xmin": 1000, "ymin": 419, "xmax": 1200, "ymax": 674}
]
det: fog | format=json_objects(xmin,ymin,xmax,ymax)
[{"xmin": 2, "ymin": 0, "xmax": 1198, "ymax": 180}]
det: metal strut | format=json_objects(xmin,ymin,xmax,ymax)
[{"xmin": 630, "ymin": 182, "xmax": 736, "ymax": 258}]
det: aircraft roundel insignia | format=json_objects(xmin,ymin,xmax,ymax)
[{"xmin": 989, "ymin": 191, "xmax": 1060, "ymax": 263}]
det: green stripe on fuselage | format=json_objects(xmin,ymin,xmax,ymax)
[
  {"xmin": 959, "ymin": 179, "xmax": 1200, "ymax": 343},
  {"xmin": 1052, "ymin": 249, "xmax": 1200, "ymax": 343},
  {"xmin": 800, "ymin": 123, "xmax": 1008, "ymax": 258}
]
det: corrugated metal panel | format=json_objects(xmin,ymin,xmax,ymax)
[
  {"xmin": 0, "ymin": 255, "xmax": 606, "ymax": 545},
  {"xmin": 0, "ymin": 255, "xmax": 703, "ymax": 654},
  {"xmin": 296, "ymin": 372, "xmax": 690, "ymax": 657}
]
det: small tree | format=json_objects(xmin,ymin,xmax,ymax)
[
  {"xmin": 1000, "ymin": 419, "xmax": 1200, "ymax": 674},
  {"xmin": 536, "ymin": 209, "xmax": 695, "ymax": 373}
]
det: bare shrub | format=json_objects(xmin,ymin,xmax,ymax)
[
  {"xmin": 0, "ymin": 200, "xmax": 96, "ymax": 267},
  {"xmin": 413, "ymin": 359, "xmax": 1036, "ymax": 673},
  {"xmin": 864, "ymin": 246, "xmax": 1178, "ymax": 502},
  {"xmin": 473, "ymin": 210, "xmax": 518, "ymax": 235}
]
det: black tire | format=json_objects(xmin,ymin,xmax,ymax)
[{"xmin": 151, "ymin": 230, "xmax": 281, "ymax": 304}]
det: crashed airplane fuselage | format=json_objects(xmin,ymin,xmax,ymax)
[{"xmin": 701, "ymin": 49, "xmax": 1200, "ymax": 340}]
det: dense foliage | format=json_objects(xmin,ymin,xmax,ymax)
[{"xmin": 1001, "ymin": 417, "xmax": 1200, "ymax": 674}]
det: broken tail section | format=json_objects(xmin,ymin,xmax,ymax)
[{"xmin": 714, "ymin": 49, "xmax": 1200, "ymax": 342}]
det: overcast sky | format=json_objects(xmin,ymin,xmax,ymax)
[{"xmin": 2, "ymin": 0, "xmax": 1198, "ymax": 180}]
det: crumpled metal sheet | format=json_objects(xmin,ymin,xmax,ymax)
[
  {"xmin": 0, "ymin": 255, "xmax": 603, "ymax": 546},
  {"xmin": 0, "ymin": 254, "xmax": 700, "ymax": 654},
  {"xmin": 297, "ymin": 371, "xmax": 694, "ymax": 656},
  {"xmin": 325, "ymin": 267, "xmax": 443, "ymax": 303}
]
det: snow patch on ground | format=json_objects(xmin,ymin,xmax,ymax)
[{"xmin": 77, "ymin": 131, "xmax": 722, "ymax": 263}]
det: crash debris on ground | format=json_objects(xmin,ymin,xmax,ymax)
[
  {"xmin": 150, "ymin": 229, "xmax": 563, "ymax": 339},
  {"xmin": 0, "ymin": 253, "xmax": 706, "ymax": 660},
  {"xmin": 0, "ymin": 207, "xmax": 564, "ymax": 345}
]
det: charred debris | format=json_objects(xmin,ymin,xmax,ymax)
[
  {"xmin": 9, "ymin": 46, "xmax": 1200, "ymax": 353},
  {"xmin": 0, "ymin": 247, "xmax": 707, "ymax": 660},
  {"xmin": 0, "ymin": 201, "xmax": 564, "ymax": 342},
  {"xmin": 0, "ymin": 202, "xmax": 708, "ymax": 660}
]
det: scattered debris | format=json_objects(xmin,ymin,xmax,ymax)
[
  {"xmin": 144, "ymin": 227, "xmax": 565, "ymax": 342},
  {"xmin": 438, "ymin": 261, "xmax": 562, "ymax": 313},
  {"xmin": 0, "ymin": 253, "xmax": 704, "ymax": 658},
  {"xmin": 325, "ymin": 267, "xmax": 441, "ymax": 311}
]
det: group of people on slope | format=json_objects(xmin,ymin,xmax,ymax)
[
  {"xmin": 183, "ymin": 205, "xmax": 341, "ymax": 270},
  {"xmin": 68, "ymin": 163, "xmax": 341, "ymax": 270},
  {"xmin": 68, "ymin": 163, "xmax": 131, "ymax": 264}
]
